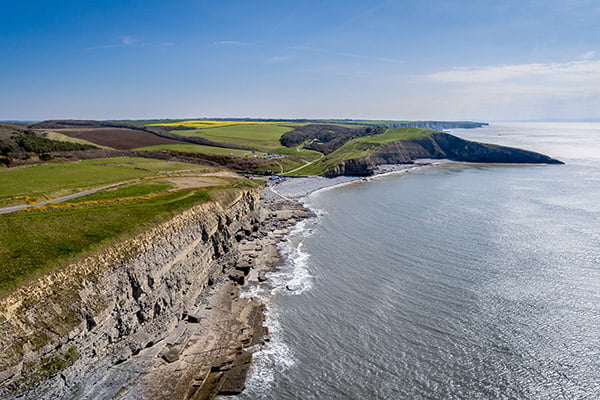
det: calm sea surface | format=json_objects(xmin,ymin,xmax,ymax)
[{"xmin": 238, "ymin": 123, "xmax": 600, "ymax": 400}]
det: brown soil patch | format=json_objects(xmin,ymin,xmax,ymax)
[
  {"xmin": 199, "ymin": 170, "xmax": 240, "ymax": 178},
  {"xmin": 163, "ymin": 176, "xmax": 230, "ymax": 190},
  {"xmin": 55, "ymin": 128, "xmax": 189, "ymax": 150}
]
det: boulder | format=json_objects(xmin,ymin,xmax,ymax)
[
  {"xmin": 159, "ymin": 348, "xmax": 180, "ymax": 363},
  {"xmin": 229, "ymin": 271, "xmax": 245, "ymax": 285},
  {"xmin": 187, "ymin": 314, "xmax": 201, "ymax": 323}
]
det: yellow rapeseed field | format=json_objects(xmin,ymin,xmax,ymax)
[{"xmin": 148, "ymin": 120, "xmax": 279, "ymax": 128}]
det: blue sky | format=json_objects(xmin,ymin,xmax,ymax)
[{"xmin": 2, "ymin": 0, "xmax": 600, "ymax": 121}]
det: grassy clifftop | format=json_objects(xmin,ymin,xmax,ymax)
[
  {"xmin": 295, "ymin": 128, "xmax": 435, "ymax": 176},
  {"xmin": 0, "ymin": 157, "xmax": 262, "ymax": 295}
]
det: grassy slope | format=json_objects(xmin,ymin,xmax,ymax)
[
  {"xmin": 175, "ymin": 124, "xmax": 322, "ymax": 161},
  {"xmin": 66, "ymin": 181, "xmax": 175, "ymax": 203},
  {"xmin": 0, "ymin": 188, "xmax": 206, "ymax": 294},
  {"xmin": 0, "ymin": 157, "xmax": 212, "ymax": 207},
  {"xmin": 44, "ymin": 131, "xmax": 114, "ymax": 150},
  {"xmin": 133, "ymin": 143, "xmax": 262, "ymax": 157},
  {"xmin": 0, "ymin": 156, "xmax": 261, "ymax": 294},
  {"xmin": 297, "ymin": 128, "xmax": 434, "ymax": 175}
]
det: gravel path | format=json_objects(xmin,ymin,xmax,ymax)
[{"xmin": 0, "ymin": 182, "xmax": 128, "ymax": 214}]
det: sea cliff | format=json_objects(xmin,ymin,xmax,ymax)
[
  {"xmin": 0, "ymin": 187, "xmax": 309, "ymax": 399},
  {"xmin": 326, "ymin": 132, "xmax": 563, "ymax": 176}
]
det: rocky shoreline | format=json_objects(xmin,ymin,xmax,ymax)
[
  {"xmin": 137, "ymin": 187, "xmax": 313, "ymax": 399},
  {"xmin": 0, "ymin": 186, "xmax": 312, "ymax": 400}
]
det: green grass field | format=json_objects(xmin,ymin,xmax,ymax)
[
  {"xmin": 296, "ymin": 128, "xmax": 434, "ymax": 175},
  {"xmin": 66, "ymin": 180, "xmax": 175, "ymax": 203},
  {"xmin": 133, "ymin": 143, "xmax": 308, "ymax": 174},
  {"xmin": 133, "ymin": 143, "xmax": 263, "ymax": 157},
  {"xmin": 175, "ymin": 124, "xmax": 323, "ymax": 161},
  {"xmin": 0, "ymin": 187, "xmax": 216, "ymax": 294},
  {"xmin": 0, "ymin": 157, "xmax": 213, "ymax": 207},
  {"xmin": 0, "ymin": 155, "xmax": 261, "ymax": 294}
]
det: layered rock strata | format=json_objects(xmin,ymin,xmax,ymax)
[
  {"xmin": 326, "ymin": 132, "xmax": 563, "ymax": 176},
  {"xmin": 0, "ymin": 187, "xmax": 308, "ymax": 399}
]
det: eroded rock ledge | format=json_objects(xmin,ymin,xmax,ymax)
[
  {"xmin": 0, "ymin": 187, "xmax": 310, "ymax": 399},
  {"xmin": 326, "ymin": 132, "xmax": 563, "ymax": 177}
]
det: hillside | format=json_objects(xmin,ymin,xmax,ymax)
[
  {"xmin": 298, "ymin": 129, "xmax": 563, "ymax": 176},
  {"xmin": 1, "ymin": 119, "xmax": 561, "ymax": 178},
  {"xmin": 0, "ymin": 124, "xmax": 97, "ymax": 166}
]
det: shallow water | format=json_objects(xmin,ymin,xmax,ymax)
[{"xmin": 238, "ymin": 123, "xmax": 600, "ymax": 399}]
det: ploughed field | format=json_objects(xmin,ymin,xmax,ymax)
[{"xmin": 54, "ymin": 127, "xmax": 189, "ymax": 150}]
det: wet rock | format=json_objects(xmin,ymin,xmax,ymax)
[
  {"xmin": 217, "ymin": 352, "xmax": 252, "ymax": 395},
  {"xmin": 159, "ymin": 348, "xmax": 180, "ymax": 363},
  {"xmin": 235, "ymin": 261, "xmax": 252, "ymax": 275},
  {"xmin": 187, "ymin": 314, "xmax": 201, "ymax": 323},
  {"xmin": 211, "ymin": 360, "xmax": 233, "ymax": 372},
  {"xmin": 229, "ymin": 271, "xmax": 245, "ymax": 285},
  {"xmin": 257, "ymin": 272, "xmax": 267, "ymax": 282}
]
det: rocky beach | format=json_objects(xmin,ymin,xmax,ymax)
[{"xmin": 96, "ymin": 188, "xmax": 314, "ymax": 399}]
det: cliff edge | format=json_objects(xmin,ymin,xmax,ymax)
[
  {"xmin": 0, "ymin": 187, "xmax": 304, "ymax": 399},
  {"xmin": 325, "ymin": 132, "xmax": 563, "ymax": 176}
]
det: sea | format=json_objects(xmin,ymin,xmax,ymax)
[{"xmin": 236, "ymin": 122, "xmax": 600, "ymax": 400}]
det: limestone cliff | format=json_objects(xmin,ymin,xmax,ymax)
[
  {"xmin": 326, "ymin": 132, "xmax": 563, "ymax": 176},
  {"xmin": 0, "ymin": 188, "xmax": 263, "ymax": 399},
  {"xmin": 386, "ymin": 121, "xmax": 488, "ymax": 130}
]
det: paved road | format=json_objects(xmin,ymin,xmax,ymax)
[
  {"xmin": 284, "ymin": 152, "xmax": 324, "ymax": 175},
  {"xmin": 0, "ymin": 182, "xmax": 126, "ymax": 214}
]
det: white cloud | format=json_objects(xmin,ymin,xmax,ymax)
[
  {"xmin": 120, "ymin": 36, "xmax": 136, "ymax": 45},
  {"xmin": 287, "ymin": 45, "xmax": 323, "ymax": 52},
  {"xmin": 267, "ymin": 56, "xmax": 293, "ymax": 63},
  {"xmin": 287, "ymin": 45, "xmax": 401, "ymax": 64},
  {"xmin": 375, "ymin": 57, "xmax": 403, "ymax": 64},
  {"xmin": 214, "ymin": 40, "xmax": 254, "ymax": 46},
  {"xmin": 416, "ymin": 58, "xmax": 600, "ymax": 120},
  {"xmin": 85, "ymin": 37, "xmax": 174, "ymax": 50},
  {"xmin": 578, "ymin": 50, "xmax": 596, "ymax": 60},
  {"xmin": 428, "ymin": 60, "xmax": 600, "ymax": 84},
  {"xmin": 335, "ymin": 52, "xmax": 368, "ymax": 59}
]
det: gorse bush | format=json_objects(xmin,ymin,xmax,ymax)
[{"xmin": 14, "ymin": 131, "xmax": 97, "ymax": 153}]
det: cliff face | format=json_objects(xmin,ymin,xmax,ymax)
[
  {"xmin": 325, "ymin": 132, "xmax": 563, "ymax": 176},
  {"xmin": 387, "ymin": 121, "xmax": 488, "ymax": 130},
  {"xmin": 0, "ymin": 188, "xmax": 262, "ymax": 399}
]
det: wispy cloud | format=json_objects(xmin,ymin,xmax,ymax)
[
  {"xmin": 85, "ymin": 36, "xmax": 173, "ymax": 50},
  {"xmin": 267, "ymin": 56, "xmax": 294, "ymax": 63},
  {"xmin": 419, "ymin": 58, "xmax": 600, "ymax": 120},
  {"xmin": 214, "ymin": 40, "xmax": 254, "ymax": 46},
  {"xmin": 335, "ymin": 52, "xmax": 368, "ymax": 59},
  {"xmin": 120, "ymin": 36, "xmax": 136, "ymax": 45},
  {"xmin": 287, "ymin": 45, "xmax": 324, "ymax": 52},
  {"xmin": 375, "ymin": 57, "xmax": 403, "ymax": 64},
  {"xmin": 579, "ymin": 50, "xmax": 596, "ymax": 60},
  {"xmin": 289, "ymin": 45, "xmax": 401, "ymax": 64},
  {"xmin": 428, "ymin": 59, "xmax": 600, "ymax": 83}
]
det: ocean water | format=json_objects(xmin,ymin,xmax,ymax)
[{"xmin": 238, "ymin": 123, "xmax": 600, "ymax": 400}]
